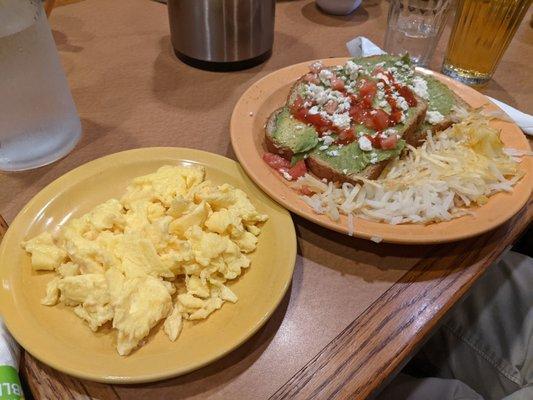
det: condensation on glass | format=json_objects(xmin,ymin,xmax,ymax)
[{"xmin": 0, "ymin": 0, "xmax": 81, "ymax": 171}]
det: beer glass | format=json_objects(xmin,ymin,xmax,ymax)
[{"xmin": 442, "ymin": 0, "xmax": 531, "ymax": 86}]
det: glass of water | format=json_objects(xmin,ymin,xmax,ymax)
[
  {"xmin": 383, "ymin": 0, "xmax": 453, "ymax": 67},
  {"xmin": 0, "ymin": 0, "xmax": 81, "ymax": 172}
]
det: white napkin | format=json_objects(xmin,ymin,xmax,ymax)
[
  {"xmin": 487, "ymin": 97, "xmax": 533, "ymax": 136},
  {"xmin": 345, "ymin": 36, "xmax": 533, "ymax": 136},
  {"xmin": 0, "ymin": 318, "xmax": 20, "ymax": 371}
]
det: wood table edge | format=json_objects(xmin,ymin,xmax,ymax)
[{"xmin": 270, "ymin": 198, "xmax": 532, "ymax": 400}]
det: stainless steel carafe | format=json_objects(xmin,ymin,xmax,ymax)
[{"xmin": 167, "ymin": 0, "xmax": 275, "ymax": 71}]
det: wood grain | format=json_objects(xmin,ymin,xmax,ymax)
[{"xmin": 270, "ymin": 199, "xmax": 532, "ymax": 400}]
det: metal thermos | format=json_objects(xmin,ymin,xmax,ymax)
[{"xmin": 167, "ymin": 0, "xmax": 275, "ymax": 71}]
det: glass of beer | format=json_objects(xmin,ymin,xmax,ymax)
[{"xmin": 442, "ymin": 0, "xmax": 530, "ymax": 86}]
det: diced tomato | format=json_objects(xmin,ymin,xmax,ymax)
[
  {"xmin": 299, "ymin": 185, "xmax": 315, "ymax": 196},
  {"xmin": 369, "ymin": 109, "xmax": 390, "ymax": 131},
  {"xmin": 290, "ymin": 96, "xmax": 335, "ymax": 132},
  {"xmin": 379, "ymin": 135, "xmax": 399, "ymax": 150},
  {"xmin": 288, "ymin": 160, "xmax": 307, "ymax": 179},
  {"xmin": 396, "ymin": 85, "xmax": 417, "ymax": 107},
  {"xmin": 366, "ymin": 134, "xmax": 398, "ymax": 150},
  {"xmin": 337, "ymin": 129, "xmax": 355, "ymax": 144},
  {"xmin": 263, "ymin": 153, "xmax": 291, "ymax": 170},
  {"xmin": 309, "ymin": 61, "xmax": 323, "ymax": 74},
  {"xmin": 324, "ymin": 100, "xmax": 338, "ymax": 115},
  {"xmin": 303, "ymin": 73, "xmax": 320, "ymax": 84},
  {"xmin": 330, "ymin": 76, "xmax": 345, "ymax": 90},
  {"xmin": 359, "ymin": 81, "xmax": 377, "ymax": 108}
]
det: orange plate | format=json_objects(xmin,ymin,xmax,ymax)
[
  {"xmin": 0, "ymin": 148, "xmax": 296, "ymax": 383},
  {"xmin": 230, "ymin": 58, "xmax": 532, "ymax": 244}
]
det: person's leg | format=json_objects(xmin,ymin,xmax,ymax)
[
  {"xmin": 376, "ymin": 373, "xmax": 484, "ymax": 400},
  {"xmin": 415, "ymin": 251, "xmax": 532, "ymax": 399},
  {"xmin": 377, "ymin": 251, "xmax": 533, "ymax": 400}
]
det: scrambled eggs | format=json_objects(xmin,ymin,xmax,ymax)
[{"xmin": 22, "ymin": 165, "xmax": 268, "ymax": 356}]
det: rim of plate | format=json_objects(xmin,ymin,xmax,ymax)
[
  {"xmin": 230, "ymin": 58, "xmax": 532, "ymax": 244},
  {"xmin": 0, "ymin": 147, "xmax": 297, "ymax": 383}
]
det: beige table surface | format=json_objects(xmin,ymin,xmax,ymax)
[{"xmin": 0, "ymin": 1, "xmax": 531, "ymax": 399}]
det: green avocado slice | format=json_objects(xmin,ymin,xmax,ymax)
[
  {"xmin": 421, "ymin": 75, "xmax": 455, "ymax": 116},
  {"xmin": 271, "ymin": 107, "xmax": 319, "ymax": 154},
  {"xmin": 311, "ymin": 139, "xmax": 405, "ymax": 175}
]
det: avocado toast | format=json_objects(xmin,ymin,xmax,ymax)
[{"xmin": 264, "ymin": 55, "xmax": 468, "ymax": 185}]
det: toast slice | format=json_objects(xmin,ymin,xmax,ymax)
[
  {"xmin": 306, "ymin": 98, "xmax": 426, "ymax": 184},
  {"xmin": 411, "ymin": 74, "xmax": 471, "ymax": 145},
  {"xmin": 350, "ymin": 54, "xmax": 470, "ymax": 145},
  {"xmin": 265, "ymin": 107, "xmax": 319, "ymax": 159},
  {"xmin": 265, "ymin": 56, "xmax": 431, "ymax": 184}
]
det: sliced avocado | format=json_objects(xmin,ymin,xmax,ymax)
[
  {"xmin": 311, "ymin": 140, "xmax": 405, "ymax": 174},
  {"xmin": 287, "ymin": 81, "xmax": 308, "ymax": 107},
  {"xmin": 351, "ymin": 54, "xmax": 413, "ymax": 78},
  {"xmin": 421, "ymin": 75, "xmax": 455, "ymax": 116},
  {"xmin": 271, "ymin": 107, "xmax": 319, "ymax": 154}
]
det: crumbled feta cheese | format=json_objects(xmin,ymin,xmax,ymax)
[
  {"xmin": 379, "ymin": 100, "xmax": 388, "ymax": 108},
  {"xmin": 370, "ymin": 110, "xmax": 378, "ymax": 115},
  {"xmin": 326, "ymin": 149, "xmax": 340, "ymax": 157},
  {"xmin": 396, "ymin": 95, "xmax": 409, "ymax": 111},
  {"xmin": 319, "ymin": 69, "xmax": 333, "ymax": 84},
  {"xmin": 295, "ymin": 125, "xmax": 303, "ymax": 130},
  {"xmin": 377, "ymin": 82, "xmax": 385, "ymax": 89},
  {"xmin": 280, "ymin": 170, "xmax": 292, "ymax": 181},
  {"xmin": 410, "ymin": 76, "xmax": 429, "ymax": 100},
  {"xmin": 319, "ymin": 145, "xmax": 329, "ymax": 151},
  {"xmin": 358, "ymin": 136, "xmax": 373, "ymax": 151},
  {"xmin": 324, "ymin": 135, "xmax": 335, "ymax": 147},
  {"xmin": 375, "ymin": 73, "xmax": 390, "ymax": 84},
  {"xmin": 426, "ymin": 110, "xmax": 445, "ymax": 124},
  {"xmin": 331, "ymin": 112, "xmax": 351, "ymax": 129},
  {"xmin": 308, "ymin": 106, "xmax": 319, "ymax": 115},
  {"xmin": 357, "ymin": 131, "xmax": 365, "ymax": 137},
  {"xmin": 342, "ymin": 169, "xmax": 348, "ymax": 174},
  {"xmin": 344, "ymin": 60, "xmax": 361, "ymax": 79},
  {"xmin": 310, "ymin": 61, "xmax": 323, "ymax": 71}
]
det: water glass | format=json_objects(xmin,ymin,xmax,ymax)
[
  {"xmin": 0, "ymin": 0, "xmax": 81, "ymax": 171},
  {"xmin": 384, "ymin": 0, "xmax": 453, "ymax": 67}
]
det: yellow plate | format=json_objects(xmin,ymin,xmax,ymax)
[
  {"xmin": 0, "ymin": 148, "xmax": 296, "ymax": 383},
  {"xmin": 230, "ymin": 58, "xmax": 533, "ymax": 244}
]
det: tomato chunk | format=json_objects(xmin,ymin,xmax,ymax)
[
  {"xmin": 330, "ymin": 77, "xmax": 345, "ymax": 91},
  {"xmin": 359, "ymin": 81, "xmax": 377, "ymax": 108},
  {"xmin": 288, "ymin": 160, "xmax": 307, "ymax": 179},
  {"xmin": 263, "ymin": 153, "xmax": 291, "ymax": 170},
  {"xmin": 303, "ymin": 73, "xmax": 320, "ymax": 84},
  {"xmin": 379, "ymin": 135, "xmax": 399, "ymax": 150},
  {"xmin": 309, "ymin": 61, "xmax": 323, "ymax": 74},
  {"xmin": 369, "ymin": 109, "xmax": 390, "ymax": 131},
  {"xmin": 337, "ymin": 129, "xmax": 355, "ymax": 144},
  {"xmin": 299, "ymin": 185, "xmax": 315, "ymax": 196}
]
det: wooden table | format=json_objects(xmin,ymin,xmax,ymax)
[{"xmin": 0, "ymin": 0, "xmax": 531, "ymax": 399}]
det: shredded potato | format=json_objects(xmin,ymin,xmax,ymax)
[{"xmin": 295, "ymin": 113, "xmax": 525, "ymax": 228}]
